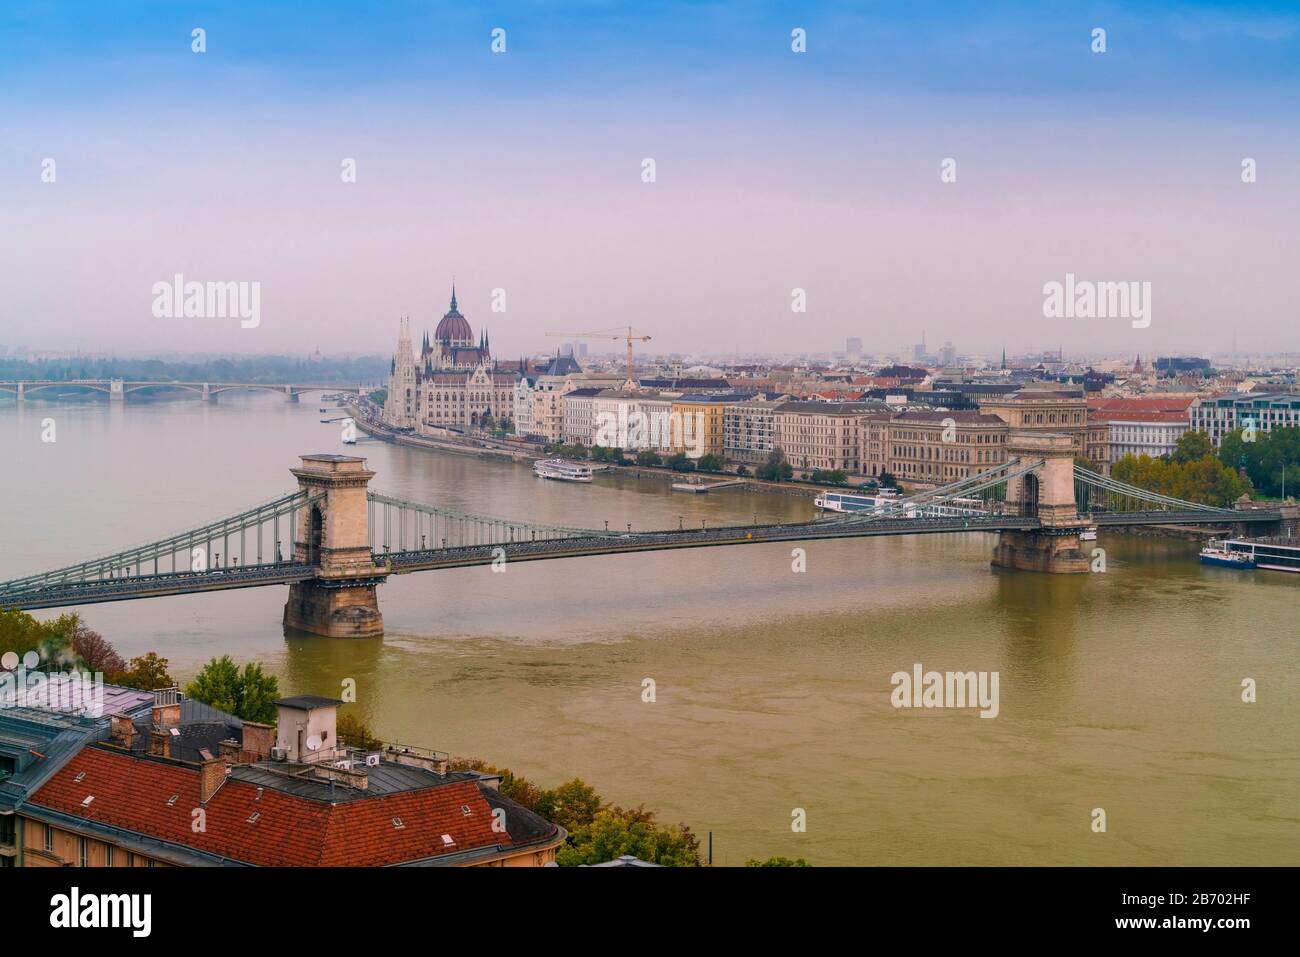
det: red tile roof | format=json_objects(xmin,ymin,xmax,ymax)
[{"xmin": 28, "ymin": 746, "xmax": 521, "ymax": 866}]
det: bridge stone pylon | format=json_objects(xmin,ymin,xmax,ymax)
[
  {"xmin": 282, "ymin": 454, "xmax": 387, "ymax": 638},
  {"xmin": 991, "ymin": 432, "xmax": 1091, "ymax": 573}
]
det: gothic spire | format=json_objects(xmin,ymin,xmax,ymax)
[{"xmin": 450, "ymin": 282, "xmax": 458, "ymax": 313}]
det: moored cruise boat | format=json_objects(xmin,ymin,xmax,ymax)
[
  {"xmin": 1218, "ymin": 536, "xmax": 1300, "ymax": 573},
  {"xmin": 814, "ymin": 489, "xmax": 986, "ymax": 518},
  {"xmin": 534, "ymin": 458, "xmax": 595, "ymax": 483},
  {"xmin": 1199, "ymin": 539, "xmax": 1257, "ymax": 570}
]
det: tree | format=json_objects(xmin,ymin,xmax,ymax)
[
  {"xmin": 114, "ymin": 652, "xmax": 174, "ymax": 691},
  {"xmin": 71, "ymin": 623, "xmax": 126, "ymax": 677},
  {"xmin": 1220, "ymin": 426, "xmax": 1300, "ymax": 498},
  {"xmin": 556, "ymin": 807, "xmax": 701, "ymax": 867},
  {"xmin": 666, "ymin": 452, "xmax": 696, "ymax": 472},
  {"xmin": 1171, "ymin": 430, "xmax": 1214, "ymax": 465},
  {"xmin": 184, "ymin": 656, "xmax": 280, "ymax": 723},
  {"xmin": 756, "ymin": 448, "xmax": 794, "ymax": 482},
  {"xmin": 534, "ymin": 778, "xmax": 603, "ymax": 832},
  {"xmin": 337, "ymin": 710, "xmax": 384, "ymax": 750},
  {"xmin": 696, "ymin": 453, "xmax": 725, "ymax": 473},
  {"xmin": 746, "ymin": 856, "xmax": 811, "ymax": 867},
  {"xmin": 636, "ymin": 450, "xmax": 663, "ymax": 467},
  {"xmin": 1112, "ymin": 451, "xmax": 1249, "ymax": 508},
  {"xmin": 0, "ymin": 608, "xmax": 70, "ymax": 663},
  {"xmin": 809, "ymin": 469, "xmax": 848, "ymax": 485},
  {"xmin": 450, "ymin": 757, "xmax": 544, "ymax": 810},
  {"xmin": 234, "ymin": 662, "xmax": 281, "ymax": 723}
]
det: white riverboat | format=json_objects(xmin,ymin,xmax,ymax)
[
  {"xmin": 534, "ymin": 458, "xmax": 595, "ymax": 483},
  {"xmin": 814, "ymin": 489, "xmax": 987, "ymax": 518},
  {"xmin": 1218, "ymin": 536, "xmax": 1299, "ymax": 573}
]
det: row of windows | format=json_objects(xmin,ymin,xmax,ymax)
[{"xmin": 39, "ymin": 823, "xmax": 155, "ymax": 867}]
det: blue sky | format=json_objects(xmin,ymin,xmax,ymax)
[{"xmin": 1, "ymin": 1, "xmax": 1297, "ymax": 357}]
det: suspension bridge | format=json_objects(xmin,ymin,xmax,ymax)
[{"xmin": 0, "ymin": 435, "xmax": 1287, "ymax": 637}]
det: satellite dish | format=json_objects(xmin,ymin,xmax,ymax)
[{"xmin": 306, "ymin": 734, "xmax": 322, "ymax": 752}]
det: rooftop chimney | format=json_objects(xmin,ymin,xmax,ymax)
[
  {"xmin": 109, "ymin": 713, "xmax": 138, "ymax": 749},
  {"xmin": 152, "ymin": 695, "xmax": 181, "ymax": 732},
  {"xmin": 200, "ymin": 756, "xmax": 229, "ymax": 804}
]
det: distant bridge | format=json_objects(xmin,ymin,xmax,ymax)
[
  {"xmin": 0, "ymin": 379, "xmax": 366, "ymax": 402},
  {"xmin": 0, "ymin": 438, "xmax": 1287, "ymax": 636}
]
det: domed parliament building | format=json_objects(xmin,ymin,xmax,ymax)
[{"xmin": 382, "ymin": 286, "xmax": 517, "ymax": 432}]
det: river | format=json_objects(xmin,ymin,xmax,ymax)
[{"xmin": 3, "ymin": 394, "xmax": 1297, "ymax": 865}]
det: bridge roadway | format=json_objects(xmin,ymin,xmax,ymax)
[{"xmin": 3, "ymin": 508, "xmax": 1279, "ymax": 610}]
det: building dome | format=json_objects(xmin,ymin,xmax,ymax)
[{"xmin": 434, "ymin": 286, "xmax": 473, "ymax": 346}]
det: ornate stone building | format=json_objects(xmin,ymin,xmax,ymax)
[{"xmin": 382, "ymin": 287, "xmax": 517, "ymax": 432}]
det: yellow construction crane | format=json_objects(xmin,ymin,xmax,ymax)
[{"xmin": 546, "ymin": 326, "xmax": 652, "ymax": 389}]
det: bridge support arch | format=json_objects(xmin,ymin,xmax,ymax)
[
  {"xmin": 992, "ymin": 433, "xmax": 1091, "ymax": 574},
  {"xmin": 282, "ymin": 454, "xmax": 386, "ymax": 638}
]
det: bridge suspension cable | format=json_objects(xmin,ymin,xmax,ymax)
[
  {"xmin": 0, "ymin": 490, "xmax": 320, "ymax": 600},
  {"xmin": 1072, "ymin": 466, "xmax": 1232, "ymax": 514},
  {"xmin": 366, "ymin": 490, "xmax": 617, "ymax": 554}
]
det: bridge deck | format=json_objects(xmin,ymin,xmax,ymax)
[{"xmin": 0, "ymin": 510, "xmax": 1281, "ymax": 611}]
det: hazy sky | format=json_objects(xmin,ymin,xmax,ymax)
[{"xmin": 2, "ymin": 1, "xmax": 1298, "ymax": 359}]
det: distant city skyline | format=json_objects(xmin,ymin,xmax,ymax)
[{"xmin": 2, "ymin": 2, "xmax": 1298, "ymax": 357}]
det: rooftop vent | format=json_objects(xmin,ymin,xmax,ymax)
[
  {"xmin": 441, "ymin": 834, "xmax": 455, "ymax": 846},
  {"xmin": 74, "ymin": 772, "xmax": 86, "ymax": 783},
  {"xmin": 81, "ymin": 795, "xmax": 94, "ymax": 807},
  {"xmin": 392, "ymin": 817, "xmax": 405, "ymax": 829},
  {"xmin": 247, "ymin": 812, "xmax": 260, "ymax": 824},
  {"xmin": 166, "ymin": 794, "xmax": 179, "ymax": 806},
  {"xmin": 461, "ymin": 805, "xmax": 471, "ymax": 816}
]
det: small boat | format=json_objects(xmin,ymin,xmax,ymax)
[
  {"xmin": 672, "ymin": 480, "xmax": 708, "ymax": 493},
  {"xmin": 1199, "ymin": 540, "xmax": 1256, "ymax": 569},
  {"xmin": 534, "ymin": 458, "xmax": 594, "ymax": 482}
]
